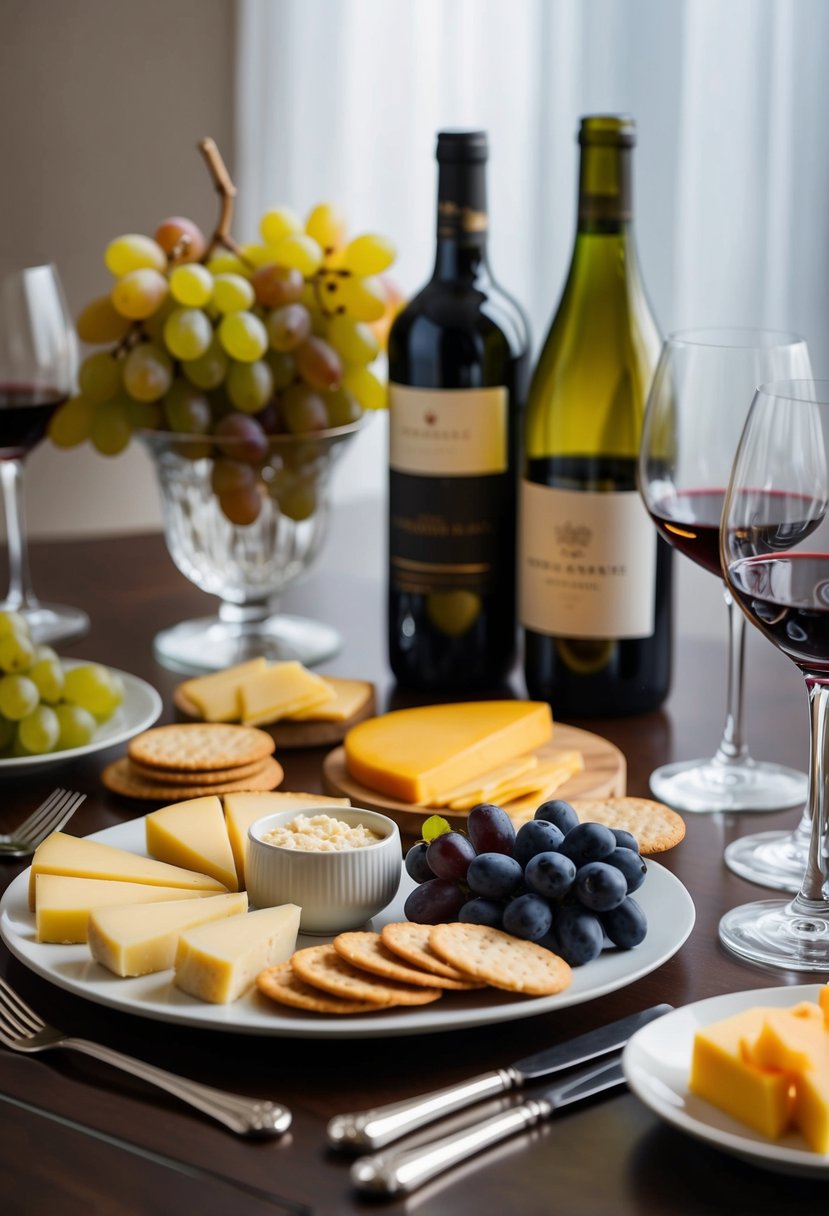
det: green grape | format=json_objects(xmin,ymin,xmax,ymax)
[
  {"xmin": 281, "ymin": 383, "xmax": 329, "ymax": 433},
  {"xmin": 0, "ymin": 674, "xmax": 39, "ymax": 720},
  {"xmin": 341, "ymin": 234, "xmax": 396, "ymax": 275},
  {"xmin": 206, "ymin": 252, "xmax": 250, "ymax": 277},
  {"xmin": 163, "ymin": 307, "xmax": 213, "ymax": 361},
  {"xmin": 76, "ymin": 295, "xmax": 133, "ymax": 344},
  {"xmin": 343, "ymin": 365, "xmax": 386, "ymax": 411},
  {"xmin": 125, "ymin": 399, "xmax": 163, "ymax": 430},
  {"xmin": 141, "ymin": 294, "xmax": 178, "ymax": 342},
  {"xmin": 18, "ymin": 704, "xmax": 60, "ymax": 754},
  {"xmin": 49, "ymin": 395, "xmax": 97, "ymax": 448},
  {"xmin": 182, "ymin": 336, "xmax": 228, "ymax": 390},
  {"xmin": 252, "ymin": 264, "xmax": 304, "ymax": 308},
  {"xmin": 0, "ymin": 612, "xmax": 28, "ymax": 640},
  {"xmin": 90, "ymin": 397, "xmax": 133, "ymax": 455},
  {"xmin": 218, "ymin": 312, "xmax": 268, "ymax": 362},
  {"xmin": 325, "ymin": 388, "xmax": 363, "ymax": 427},
  {"xmin": 260, "ymin": 206, "xmax": 302, "ymax": 246},
  {"xmin": 212, "ymin": 273, "xmax": 255, "ymax": 313},
  {"xmin": 122, "ymin": 343, "xmax": 173, "ymax": 401},
  {"xmin": 0, "ymin": 630, "xmax": 34, "ymax": 673},
  {"xmin": 55, "ymin": 702, "xmax": 97, "ymax": 750},
  {"xmin": 154, "ymin": 216, "xmax": 206, "ymax": 263},
  {"xmin": 105, "ymin": 234, "xmax": 166, "ymax": 276},
  {"xmin": 239, "ymin": 243, "xmax": 275, "ymax": 268},
  {"xmin": 305, "ymin": 203, "xmax": 347, "ymax": 251},
  {"xmin": 63, "ymin": 663, "xmax": 122, "ymax": 720},
  {"xmin": 28, "ymin": 656, "xmax": 64, "ymax": 703},
  {"xmin": 265, "ymin": 349, "xmax": 296, "ymax": 389},
  {"xmin": 266, "ymin": 304, "xmax": 312, "ymax": 353},
  {"xmin": 326, "ymin": 314, "xmax": 380, "ymax": 364},
  {"xmin": 269, "ymin": 233, "xmax": 323, "ymax": 276},
  {"xmin": 278, "ymin": 477, "xmax": 317, "ymax": 521},
  {"xmin": 295, "ymin": 336, "xmax": 343, "ymax": 391},
  {"xmin": 111, "ymin": 269, "xmax": 168, "ymax": 320},
  {"xmin": 226, "ymin": 360, "xmax": 274, "ymax": 413},
  {"xmin": 169, "ymin": 263, "xmax": 214, "ymax": 307},
  {"xmin": 78, "ymin": 351, "xmax": 122, "ymax": 406},
  {"xmin": 164, "ymin": 380, "xmax": 212, "ymax": 433},
  {"xmin": 32, "ymin": 644, "xmax": 57, "ymax": 662},
  {"xmin": 339, "ymin": 275, "xmax": 386, "ymax": 322}
]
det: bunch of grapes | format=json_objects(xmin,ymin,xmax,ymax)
[
  {"xmin": 50, "ymin": 140, "xmax": 398, "ymax": 525},
  {"xmin": 403, "ymin": 800, "xmax": 648, "ymax": 967},
  {"xmin": 0, "ymin": 611, "xmax": 124, "ymax": 756}
]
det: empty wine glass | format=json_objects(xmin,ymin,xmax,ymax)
[
  {"xmin": 0, "ymin": 266, "xmax": 89, "ymax": 643},
  {"xmin": 638, "ymin": 328, "xmax": 811, "ymax": 813},
  {"xmin": 719, "ymin": 379, "xmax": 829, "ymax": 971}
]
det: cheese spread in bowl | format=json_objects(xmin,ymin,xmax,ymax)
[{"xmin": 261, "ymin": 812, "xmax": 382, "ymax": 852}]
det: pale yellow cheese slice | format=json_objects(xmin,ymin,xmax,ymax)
[
  {"xmin": 223, "ymin": 790, "xmax": 350, "ymax": 888},
  {"xmin": 87, "ymin": 891, "xmax": 249, "ymax": 976},
  {"xmin": 345, "ymin": 701, "xmax": 554, "ymax": 805},
  {"xmin": 239, "ymin": 661, "xmax": 333, "ymax": 726},
  {"xmin": 179, "ymin": 658, "xmax": 268, "ymax": 722},
  {"xmin": 430, "ymin": 755, "xmax": 540, "ymax": 809},
  {"xmin": 451, "ymin": 750, "xmax": 585, "ymax": 811},
  {"xmin": 174, "ymin": 903, "xmax": 301, "ymax": 1003},
  {"xmin": 146, "ymin": 796, "xmax": 238, "ymax": 892},
  {"xmin": 35, "ymin": 875, "xmax": 210, "ymax": 944},
  {"xmin": 28, "ymin": 832, "xmax": 227, "ymax": 911},
  {"xmin": 286, "ymin": 676, "xmax": 373, "ymax": 722}
]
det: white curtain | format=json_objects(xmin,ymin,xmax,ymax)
[{"xmin": 236, "ymin": 0, "xmax": 829, "ymax": 509}]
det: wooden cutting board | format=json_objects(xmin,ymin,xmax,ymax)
[{"xmin": 321, "ymin": 723, "xmax": 626, "ymax": 839}]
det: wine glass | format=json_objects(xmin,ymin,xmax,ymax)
[
  {"xmin": 0, "ymin": 265, "xmax": 89, "ymax": 643},
  {"xmin": 638, "ymin": 328, "xmax": 811, "ymax": 813},
  {"xmin": 718, "ymin": 379, "xmax": 829, "ymax": 971}
]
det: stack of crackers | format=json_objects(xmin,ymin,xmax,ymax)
[
  {"xmin": 102, "ymin": 724, "xmax": 284, "ymax": 801},
  {"xmin": 257, "ymin": 922, "xmax": 573, "ymax": 1015}
]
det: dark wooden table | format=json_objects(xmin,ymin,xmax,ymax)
[{"xmin": 0, "ymin": 531, "xmax": 825, "ymax": 1215}]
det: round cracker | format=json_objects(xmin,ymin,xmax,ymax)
[
  {"xmin": 568, "ymin": 796, "xmax": 685, "ymax": 855},
  {"xmin": 429, "ymin": 923, "xmax": 572, "ymax": 996},
  {"xmin": 290, "ymin": 944, "xmax": 442, "ymax": 1006},
  {"xmin": 333, "ymin": 931, "xmax": 484, "ymax": 991},
  {"xmin": 256, "ymin": 963, "xmax": 387, "ymax": 1014},
  {"xmin": 380, "ymin": 922, "xmax": 479, "ymax": 982},
  {"xmin": 128, "ymin": 723, "xmax": 275, "ymax": 771},
  {"xmin": 129, "ymin": 756, "xmax": 269, "ymax": 786},
  {"xmin": 102, "ymin": 756, "xmax": 283, "ymax": 801}
]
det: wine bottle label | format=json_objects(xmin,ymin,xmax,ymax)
[
  {"xmin": 389, "ymin": 385, "xmax": 510, "ymax": 595},
  {"xmin": 519, "ymin": 480, "xmax": 656, "ymax": 638}
]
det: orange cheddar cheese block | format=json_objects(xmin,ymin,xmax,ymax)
[
  {"xmin": 146, "ymin": 795, "xmax": 239, "ymax": 892},
  {"xmin": 750, "ymin": 1002, "xmax": 829, "ymax": 1154},
  {"xmin": 344, "ymin": 701, "xmax": 553, "ymax": 805}
]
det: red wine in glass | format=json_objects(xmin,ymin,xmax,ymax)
[
  {"xmin": 0, "ymin": 385, "xmax": 66, "ymax": 460},
  {"xmin": 647, "ymin": 489, "xmax": 726, "ymax": 576},
  {"xmin": 729, "ymin": 552, "xmax": 829, "ymax": 672}
]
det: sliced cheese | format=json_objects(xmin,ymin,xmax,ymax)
[
  {"xmin": 35, "ymin": 875, "xmax": 210, "ymax": 944},
  {"xmin": 429, "ymin": 755, "xmax": 539, "ymax": 809},
  {"xmin": 223, "ymin": 790, "xmax": 350, "ymax": 888},
  {"xmin": 28, "ymin": 832, "xmax": 227, "ymax": 911},
  {"xmin": 174, "ymin": 903, "xmax": 301, "ymax": 1003},
  {"xmin": 469, "ymin": 750, "xmax": 584, "ymax": 812},
  {"xmin": 146, "ymin": 796, "xmax": 238, "ymax": 892},
  {"xmin": 88, "ymin": 891, "xmax": 249, "ymax": 977},
  {"xmin": 345, "ymin": 701, "xmax": 554, "ymax": 805},
  {"xmin": 750, "ymin": 1002, "xmax": 829, "ymax": 1154},
  {"xmin": 179, "ymin": 658, "xmax": 268, "ymax": 722},
  {"xmin": 239, "ymin": 661, "xmax": 332, "ymax": 726},
  {"xmin": 286, "ymin": 676, "xmax": 373, "ymax": 722}
]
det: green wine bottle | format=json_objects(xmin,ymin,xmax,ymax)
[{"xmin": 520, "ymin": 115, "xmax": 672, "ymax": 716}]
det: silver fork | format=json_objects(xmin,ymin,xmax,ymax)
[
  {"xmin": 0, "ymin": 788, "xmax": 87, "ymax": 859},
  {"xmin": 0, "ymin": 978, "xmax": 291, "ymax": 1136}
]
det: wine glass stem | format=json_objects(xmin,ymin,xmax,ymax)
[
  {"xmin": 713, "ymin": 585, "xmax": 749, "ymax": 766},
  {"xmin": 793, "ymin": 677, "xmax": 829, "ymax": 910},
  {"xmin": 0, "ymin": 458, "xmax": 37, "ymax": 611}
]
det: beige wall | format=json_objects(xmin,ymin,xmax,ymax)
[{"xmin": 0, "ymin": 0, "xmax": 236, "ymax": 537}]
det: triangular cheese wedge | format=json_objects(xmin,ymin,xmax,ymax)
[
  {"xmin": 223, "ymin": 790, "xmax": 350, "ymax": 888},
  {"xmin": 146, "ymin": 796, "xmax": 238, "ymax": 891},
  {"xmin": 179, "ymin": 658, "xmax": 268, "ymax": 722},
  {"xmin": 35, "ymin": 875, "xmax": 210, "ymax": 943},
  {"xmin": 287, "ymin": 676, "xmax": 373, "ymax": 722},
  {"xmin": 174, "ymin": 903, "xmax": 301, "ymax": 1003}
]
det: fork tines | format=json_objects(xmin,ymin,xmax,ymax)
[
  {"xmin": 0, "ymin": 977, "xmax": 42, "ymax": 1039},
  {"xmin": 17, "ymin": 788, "xmax": 86, "ymax": 849}
]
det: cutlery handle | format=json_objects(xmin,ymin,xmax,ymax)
[
  {"xmin": 328, "ymin": 1068, "xmax": 517, "ymax": 1150},
  {"xmin": 351, "ymin": 1097, "xmax": 551, "ymax": 1195},
  {"xmin": 63, "ymin": 1036, "xmax": 291, "ymax": 1137}
]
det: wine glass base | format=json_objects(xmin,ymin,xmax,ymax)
[
  {"xmin": 152, "ymin": 613, "xmax": 342, "ymax": 675},
  {"xmin": 648, "ymin": 757, "xmax": 807, "ymax": 814},
  {"xmin": 719, "ymin": 898, "xmax": 829, "ymax": 972},
  {"xmin": 4, "ymin": 602, "xmax": 91, "ymax": 646},
  {"xmin": 724, "ymin": 828, "xmax": 808, "ymax": 893}
]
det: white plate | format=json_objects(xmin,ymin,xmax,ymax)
[
  {"xmin": 0, "ymin": 665, "xmax": 162, "ymax": 774},
  {"xmin": 0, "ymin": 818, "xmax": 694, "ymax": 1038},
  {"xmin": 623, "ymin": 985, "xmax": 829, "ymax": 1178}
]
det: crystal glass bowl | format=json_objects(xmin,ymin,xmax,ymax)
[{"xmin": 141, "ymin": 420, "xmax": 363, "ymax": 673}]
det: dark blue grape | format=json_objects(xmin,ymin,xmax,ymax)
[
  {"xmin": 467, "ymin": 852, "xmax": 523, "ymax": 899},
  {"xmin": 467, "ymin": 803, "xmax": 516, "ymax": 856},
  {"xmin": 605, "ymin": 846, "xmax": 647, "ymax": 893},
  {"xmin": 574, "ymin": 861, "xmax": 628, "ymax": 912},
  {"xmin": 610, "ymin": 828, "xmax": 640, "ymax": 853},
  {"xmin": 514, "ymin": 819, "xmax": 565, "ymax": 868},
  {"xmin": 524, "ymin": 850, "xmax": 576, "ymax": 901},
  {"xmin": 554, "ymin": 905, "xmax": 604, "ymax": 966},
  {"xmin": 601, "ymin": 896, "xmax": 648, "ymax": 949},
  {"xmin": 426, "ymin": 831, "xmax": 476, "ymax": 882},
  {"xmin": 459, "ymin": 897, "xmax": 504, "ymax": 928},
  {"xmin": 404, "ymin": 878, "xmax": 466, "ymax": 925},
  {"xmin": 404, "ymin": 841, "xmax": 434, "ymax": 884},
  {"xmin": 502, "ymin": 893, "xmax": 552, "ymax": 941},
  {"xmin": 534, "ymin": 799, "xmax": 579, "ymax": 835},
  {"xmin": 558, "ymin": 821, "xmax": 616, "ymax": 867}
]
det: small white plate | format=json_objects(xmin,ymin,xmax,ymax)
[
  {"xmin": 0, "ymin": 665, "xmax": 162, "ymax": 774},
  {"xmin": 623, "ymin": 984, "xmax": 829, "ymax": 1178}
]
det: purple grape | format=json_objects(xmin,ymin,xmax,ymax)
[
  {"xmin": 459, "ymin": 897, "xmax": 504, "ymax": 928},
  {"xmin": 404, "ymin": 841, "xmax": 434, "ymax": 884},
  {"xmin": 601, "ymin": 896, "xmax": 647, "ymax": 949},
  {"xmin": 514, "ymin": 820, "xmax": 565, "ymax": 868},
  {"xmin": 524, "ymin": 850, "xmax": 576, "ymax": 901},
  {"xmin": 610, "ymin": 828, "xmax": 640, "ymax": 853},
  {"xmin": 467, "ymin": 852, "xmax": 523, "ymax": 899},
  {"xmin": 467, "ymin": 803, "xmax": 516, "ymax": 855},
  {"xmin": 605, "ymin": 847, "xmax": 647, "ymax": 893},
  {"xmin": 534, "ymin": 799, "xmax": 579, "ymax": 835},
  {"xmin": 403, "ymin": 878, "xmax": 466, "ymax": 925},
  {"xmin": 426, "ymin": 831, "xmax": 477, "ymax": 882},
  {"xmin": 558, "ymin": 821, "xmax": 616, "ymax": 867},
  {"xmin": 554, "ymin": 905, "xmax": 604, "ymax": 966},
  {"xmin": 574, "ymin": 861, "xmax": 628, "ymax": 912},
  {"xmin": 502, "ymin": 893, "xmax": 553, "ymax": 942}
]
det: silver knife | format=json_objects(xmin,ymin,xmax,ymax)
[
  {"xmin": 351, "ymin": 1054, "xmax": 628, "ymax": 1196},
  {"xmin": 327, "ymin": 1002, "xmax": 671, "ymax": 1150}
]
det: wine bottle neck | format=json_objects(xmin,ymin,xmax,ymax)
[
  {"xmin": 576, "ymin": 128, "xmax": 634, "ymax": 235},
  {"xmin": 433, "ymin": 158, "xmax": 489, "ymax": 281}
]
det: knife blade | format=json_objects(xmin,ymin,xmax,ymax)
[
  {"xmin": 351, "ymin": 1054, "xmax": 628, "ymax": 1196},
  {"xmin": 327, "ymin": 1002, "xmax": 671, "ymax": 1150}
]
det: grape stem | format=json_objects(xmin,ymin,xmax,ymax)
[{"xmin": 198, "ymin": 137, "xmax": 252, "ymax": 267}]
